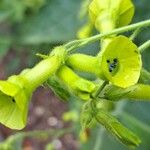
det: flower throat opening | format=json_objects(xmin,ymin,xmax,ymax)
[{"xmin": 106, "ymin": 58, "xmax": 119, "ymax": 76}]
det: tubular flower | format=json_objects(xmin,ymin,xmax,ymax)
[
  {"xmin": 0, "ymin": 75, "xmax": 31, "ymax": 129},
  {"xmin": 99, "ymin": 35, "xmax": 142, "ymax": 88},
  {"xmin": 89, "ymin": 0, "xmax": 135, "ymax": 32},
  {"xmin": 0, "ymin": 46, "xmax": 66, "ymax": 129},
  {"xmin": 56, "ymin": 65, "xmax": 96, "ymax": 100}
]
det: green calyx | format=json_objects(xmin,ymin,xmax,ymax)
[
  {"xmin": 95, "ymin": 108, "xmax": 141, "ymax": 147},
  {"xmin": 80, "ymin": 101, "xmax": 96, "ymax": 130},
  {"xmin": 56, "ymin": 65, "xmax": 96, "ymax": 100},
  {"xmin": 89, "ymin": 0, "xmax": 135, "ymax": 32},
  {"xmin": 99, "ymin": 35, "xmax": 142, "ymax": 88},
  {"xmin": 47, "ymin": 76, "xmax": 72, "ymax": 101}
]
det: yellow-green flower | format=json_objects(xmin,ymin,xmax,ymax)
[
  {"xmin": 89, "ymin": 0, "xmax": 134, "ymax": 32},
  {"xmin": 0, "ymin": 76, "xmax": 30, "ymax": 129},
  {"xmin": 0, "ymin": 46, "xmax": 66, "ymax": 129},
  {"xmin": 100, "ymin": 35, "xmax": 142, "ymax": 88},
  {"xmin": 56, "ymin": 65, "xmax": 96, "ymax": 100}
]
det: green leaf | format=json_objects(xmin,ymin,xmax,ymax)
[{"xmin": 17, "ymin": 0, "xmax": 81, "ymax": 44}]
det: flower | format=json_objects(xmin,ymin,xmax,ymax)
[
  {"xmin": 89, "ymin": 0, "xmax": 135, "ymax": 32},
  {"xmin": 0, "ymin": 46, "xmax": 66, "ymax": 129},
  {"xmin": 100, "ymin": 35, "xmax": 142, "ymax": 88},
  {"xmin": 0, "ymin": 75, "xmax": 31, "ymax": 129},
  {"xmin": 56, "ymin": 65, "xmax": 96, "ymax": 100}
]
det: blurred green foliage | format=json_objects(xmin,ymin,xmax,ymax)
[{"xmin": 0, "ymin": 0, "xmax": 150, "ymax": 150}]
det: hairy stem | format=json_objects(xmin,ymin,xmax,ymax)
[
  {"xmin": 65, "ymin": 19, "xmax": 150, "ymax": 51},
  {"xmin": 139, "ymin": 40, "xmax": 150, "ymax": 53},
  {"xmin": 130, "ymin": 28, "xmax": 142, "ymax": 41}
]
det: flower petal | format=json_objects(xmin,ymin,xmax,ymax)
[
  {"xmin": 101, "ymin": 36, "xmax": 142, "ymax": 88},
  {"xmin": 0, "ymin": 94, "xmax": 28, "ymax": 129}
]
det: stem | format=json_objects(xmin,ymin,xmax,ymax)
[
  {"xmin": 93, "ymin": 128, "xmax": 105, "ymax": 150},
  {"xmin": 65, "ymin": 19, "xmax": 150, "ymax": 51},
  {"xmin": 130, "ymin": 28, "xmax": 142, "ymax": 41},
  {"xmin": 93, "ymin": 81, "xmax": 108, "ymax": 98},
  {"xmin": 0, "ymin": 128, "xmax": 73, "ymax": 148},
  {"xmin": 139, "ymin": 40, "xmax": 150, "ymax": 53}
]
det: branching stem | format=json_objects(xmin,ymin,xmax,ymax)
[
  {"xmin": 139, "ymin": 40, "xmax": 150, "ymax": 53},
  {"xmin": 65, "ymin": 19, "xmax": 150, "ymax": 52}
]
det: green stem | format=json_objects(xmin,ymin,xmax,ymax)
[
  {"xmin": 93, "ymin": 81, "xmax": 108, "ymax": 98},
  {"xmin": 0, "ymin": 128, "xmax": 72, "ymax": 148},
  {"xmin": 65, "ymin": 19, "xmax": 150, "ymax": 51},
  {"xmin": 93, "ymin": 128, "xmax": 105, "ymax": 150},
  {"xmin": 139, "ymin": 40, "xmax": 150, "ymax": 53},
  {"xmin": 130, "ymin": 28, "xmax": 142, "ymax": 41}
]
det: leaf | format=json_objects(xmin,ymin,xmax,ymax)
[{"xmin": 17, "ymin": 0, "xmax": 82, "ymax": 44}]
